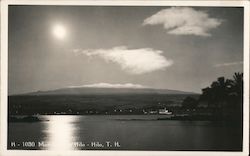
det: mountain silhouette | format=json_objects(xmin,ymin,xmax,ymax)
[{"xmin": 25, "ymin": 87, "xmax": 197, "ymax": 95}]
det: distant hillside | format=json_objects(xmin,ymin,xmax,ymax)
[
  {"xmin": 24, "ymin": 87, "xmax": 197, "ymax": 95},
  {"xmin": 9, "ymin": 87, "xmax": 199, "ymax": 115}
]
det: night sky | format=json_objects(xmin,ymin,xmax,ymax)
[{"xmin": 8, "ymin": 6, "xmax": 243, "ymax": 95}]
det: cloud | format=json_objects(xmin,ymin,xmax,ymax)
[
  {"xmin": 214, "ymin": 61, "xmax": 243, "ymax": 67},
  {"xmin": 74, "ymin": 46, "xmax": 173, "ymax": 74},
  {"xmin": 68, "ymin": 83, "xmax": 148, "ymax": 89},
  {"xmin": 143, "ymin": 7, "xmax": 223, "ymax": 37}
]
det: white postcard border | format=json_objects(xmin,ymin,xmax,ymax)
[{"xmin": 1, "ymin": 1, "xmax": 249, "ymax": 156}]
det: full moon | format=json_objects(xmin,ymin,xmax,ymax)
[{"xmin": 52, "ymin": 24, "xmax": 66, "ymax": 40}]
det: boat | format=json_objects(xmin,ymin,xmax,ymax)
[{"xmin": 159, "ymin": 108, "xmax": 172, "ymax": 115}]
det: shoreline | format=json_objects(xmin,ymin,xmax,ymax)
[{"xmin": 8, "ymin": 114, "xmax": 240, "ymax": 123}]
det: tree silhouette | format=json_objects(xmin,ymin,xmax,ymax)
[
  {"xmin": 229, "ymin": 72, "xmax": 243, "ymax": 100},
  {"xmin": 227, "ymin": 72, "xmax": 243, "ymax": 122},
  {"xmin": 200, "ymin": 72, "xmax": 243, "ymax": 121},
  {"xmin": 201, "ymin": 77, "xmax": 231, "ymax": 107}
]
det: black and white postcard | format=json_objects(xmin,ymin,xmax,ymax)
[{"xmin": 0, "ymin": 1, "xmax": 249, "ymax": 156}]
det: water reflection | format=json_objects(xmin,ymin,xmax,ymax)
[
  {"xmin": 45, "ymin": 115, "xmax": 78, "ymax": 150},
  {"xmin": 8, "ymin": 115, "xmax": 242, "ymax": 151}
]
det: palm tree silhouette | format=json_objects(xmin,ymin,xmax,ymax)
[
  {"xmin": 228, "ymin": 72, "xmax": 243, "ymax": 122},
  {"xmin": 229, "ymin": 72, "xmax": 243, "ymax": 98},
  {"xmin": 200, "ymin": 72, "xmax": 243, "ymax": 121}
]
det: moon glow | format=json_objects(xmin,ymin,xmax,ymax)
[{"xmin": 52, "ymin": 24, "xmax": 66, "ymax": 40}]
